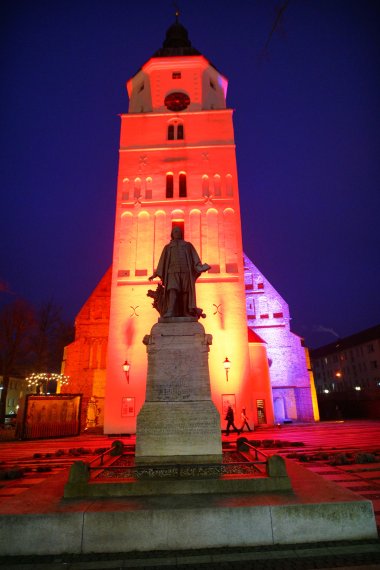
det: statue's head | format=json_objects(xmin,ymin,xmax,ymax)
[{"xmin": 171, "ymin": 226, "xmax": 183, "ymax": 240}]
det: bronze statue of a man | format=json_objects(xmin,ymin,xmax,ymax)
[{"xmin": 149, "ymin": 226, "xmax": 210, "ymax": 318}]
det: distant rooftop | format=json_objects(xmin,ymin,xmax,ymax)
[{"xmin": 310, "ymin": 324, "xmax": 380, "ymax": 358}]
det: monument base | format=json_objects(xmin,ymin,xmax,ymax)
[
  {"xmin": 1, "ymin": 460, "xmax": 377, "ymax": 556},
  {"xmin": 135, "ymin": 320, "xmax": 222, "ymax": 465},
  {"xmin": 136, "ymin": 401, "xmax": 221, "ymax": 464}
]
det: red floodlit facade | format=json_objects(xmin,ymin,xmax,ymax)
[
  {"xmin": 62, "ymin": 20, "xmax": 317, "ymax": 433},
  {"xmin": 103, "ymin": 24, "xmax": 262, "ymax": 434}
]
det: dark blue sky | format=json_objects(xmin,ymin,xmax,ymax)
[{"xmin": 1, "ymin": 0, "xmax": 379, "ymax": 348}]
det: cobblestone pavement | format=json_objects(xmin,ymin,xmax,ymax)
[
  {"xmin": 2, "ymin": 420, "xmax": 380, "ymax": 526},
  {"xmin": 1, "ymin": 420, "xmax": 380, "ymax": 569}
]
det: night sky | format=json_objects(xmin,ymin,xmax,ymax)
[{"xmin": 1, "ymin": 0, "xmax": 379, "ymax": 348}]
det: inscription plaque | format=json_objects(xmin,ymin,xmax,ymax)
[{"xmin": 136, "ymin": 320, "xmax": 222, "ymax": 465}]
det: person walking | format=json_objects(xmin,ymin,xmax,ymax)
[
  {"xmin": 240, "ymin": 408, "xmax": 253, "ymax": 432},
  {"xmin": 225, "ymin": 406, "xmax": 240, "ymax": 436}
]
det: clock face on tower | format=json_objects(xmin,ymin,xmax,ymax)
[{"xmin": 164, "ymin": 92, "xmax": 190, "ymax": 112}]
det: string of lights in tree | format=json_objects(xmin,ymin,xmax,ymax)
[{"xmin": 26, "ymin": 373, "xmax": 70, "ymax": 390}]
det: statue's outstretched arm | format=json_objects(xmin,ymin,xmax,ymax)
[{"xmin": 195, "ymin": 262, "xmax": 211, "ymax": 273}]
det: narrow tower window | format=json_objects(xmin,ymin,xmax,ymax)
[
  {"xmin": 166, "ymin": 173, "xmax": 174, "ymax": 198},
  {"xmin": 179, "ymin": 173, "xmax": 187, "ymax": 198},
  {"xmin": 122, "ymin": 178, "xmax": 130, "ymax": 201},
  {"xmin": 213, "ymin": 174, "xmax": 221, "ymax": 196},
  {"xmin": 226, "ymin": 174, "xmax": 233, "ymax": 196},
  {"xmin": 259, "ymin": 296, "xmax": 269, "ymax": 319},
  {"xmin": 167, "ymin": 123, "xmax": 184, "ymax": 140},
  {"xmin": 134, "ymin": 178, "xmax": 141, "ymax": 199},
  {"xmin": 202, "ymin": 175, "xmax": 209, "ymax": 197},
  {"xmin": 145, "ymin": 177, "xmax": 152, "ymax": 199}
]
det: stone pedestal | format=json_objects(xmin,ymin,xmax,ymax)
[{"xmin": 135, "ymin": 318, "xmax": 222, "ymax": 465}]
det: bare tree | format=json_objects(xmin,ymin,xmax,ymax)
[
  {"xmin": 0, "ymin": 299, "xmax": 36, "ymax": 423},
  {"xmin": 31, "ymin": 300, "xmax": 65, "ymax": 373}
]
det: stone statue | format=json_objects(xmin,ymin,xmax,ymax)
[{"xmin": 148, "ymin": 226, "xmax": 210, "ymax": 318}]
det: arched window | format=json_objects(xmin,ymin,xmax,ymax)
[
  {"xmin": 246, "ymin": 298, "xmax": 255, "ymax": 317},
  {"xmin": 179, "ymin": 172, "xmax": 187, "ymax": 197},
  {"xmin": 213, "ymin": 174, "xmax": 221, "ymax": 196},
  {"xmin": 189, "ymin": 209, "xmax": 201, "ymax": 254},
  {"xmin": 259, "ymin": 296, "xmax": 269, "ymax": 318},
  {"xmin": 145, "ymin": 177, "xmax": 152, "ymax": 199},
  {"xmin": 122, "ymin": 178, "xmax": 129, "ymax": 201},
  {"xmin": 206, "ymin": 208, "xmax": 220, "ymax": 272},
  {"xmin": 171, "ymin": 209, "xmax": 185, "ymax": 238},
  {"xmin": 167, "ymin": 122, "xmax": 184, "ymax": 140},
  {"xmin": 255, "ymin": 275, "xmax": 264, "ymax": 290},
  {"xmin": 119, "ymin": 212, "xmax": 133, "ymax": 275},
  {"xmin": 166, "ymin": 173, "xmax": 174, "ymax": 198},
  {"xmin": 134, "ymin": 178, "xmax": 141, "ymax": 199},
  {"xmin": 272, "ymin": 300, "xmax": 284, "ymax": 319},
  {"xmin": 224, "ymin": 208, "xmax": 237, "ymax": 273},
  {"xmin": 202, "ymin": 175, "xmax": 209, "ymax": 197},
  {"xmin": 226, "ymin": 174, "xmax": 233, "ymax": 196},
  {"xmin": 154, "ymin": 211, "xmax": 166, "ymax": 270},
  {"xmin": 136, "ymin": 211, "xmax": 152, "ymax": 276}
]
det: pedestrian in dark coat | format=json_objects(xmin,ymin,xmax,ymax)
[{"xmin": 225, "ymin": 406, "xmax": 240, "ymax": 435}]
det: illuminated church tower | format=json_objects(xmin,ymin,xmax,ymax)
[
  {"xmin": 103, "ymin": 19, "xmax": 257, "ymax": 433},
  {"xmin": 62, "ymin": 18, "xmax": 317, "ymax": 432}
]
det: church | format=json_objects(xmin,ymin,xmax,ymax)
[{"xmin": 61, "ymin": 18, "xmax": 318, "ymax": 433}]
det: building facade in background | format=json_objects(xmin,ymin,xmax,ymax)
[
  {"xmin": 310, "ymin": 324, "xmax": 380, "ymax": 419},
  {"xmin": 0, "ymin": 376, "xmax": 32, "ymax": 418},
  {"xmin": 62, "ymin": 20, "xmax": 316, "ymax": 432}
]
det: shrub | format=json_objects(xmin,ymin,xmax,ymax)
[
  {"xmin": 312, "ymin": 452, "xmax": 329, "ymax": 461},
  {"xmin": 110, "ymin": 440, "xmax": 124, "ymax": 456},
  {"xmin": 298, "ymin": 454, "xmax": 310, "ymax": 462},
  {"xmin": 329, "ymin": 453, "xmax": 353, "ymax": 466},
  {"xmin": 36, "ymin": 466, "xmax": 52, "ymax": 473},
  {"xmin": 354, "ymin": 453, "xmax": 377, "ymax": 464}
]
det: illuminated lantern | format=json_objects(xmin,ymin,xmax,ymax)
[
  {"xmin": 223, "ymin": 357, "xmax": 231, "ymax": 382},
  {"xmin": 122, "ymin": 360, "xmax": 130, "ymax": 383}
]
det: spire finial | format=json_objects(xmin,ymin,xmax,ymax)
[{"xmin": 173, "ymin": 1, "xmax": 180, "ymax": 23}]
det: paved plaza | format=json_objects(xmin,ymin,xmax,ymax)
[{"xmin": 0, "ymin": 420, "xmax": 379, "ymax": 568}]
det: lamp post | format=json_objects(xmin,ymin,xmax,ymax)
[
  {"xmin": 223, "ymin": 357, "xmax": 231, "ymax": 382},
  {"xmin": 123, "ymin": 360, "xmax": 130, "ymax": 383}
]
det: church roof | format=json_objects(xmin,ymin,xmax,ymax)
[
  {"xmin": 247, "ymin": 328, "xmax": 267, "ymax": 344},
  {"xmin": 153, "ymin": 18, "xmax": 201, "ymax": 58}
]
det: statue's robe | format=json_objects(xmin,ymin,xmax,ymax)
[{"xmin": 155, "ymin": 239, "xmax": 203, "ymax": 316}]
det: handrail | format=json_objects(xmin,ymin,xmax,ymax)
[
  {"xmin": 86, "ymin": 441, "xmax": 269, "ymax": 479},
  {"xmin": 238, "ymin": 441, "xmax": 269, "ymax": 461},
  {"xmin": 88, "ymin": 447, "xmax": 113, "ymax": 467}
]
